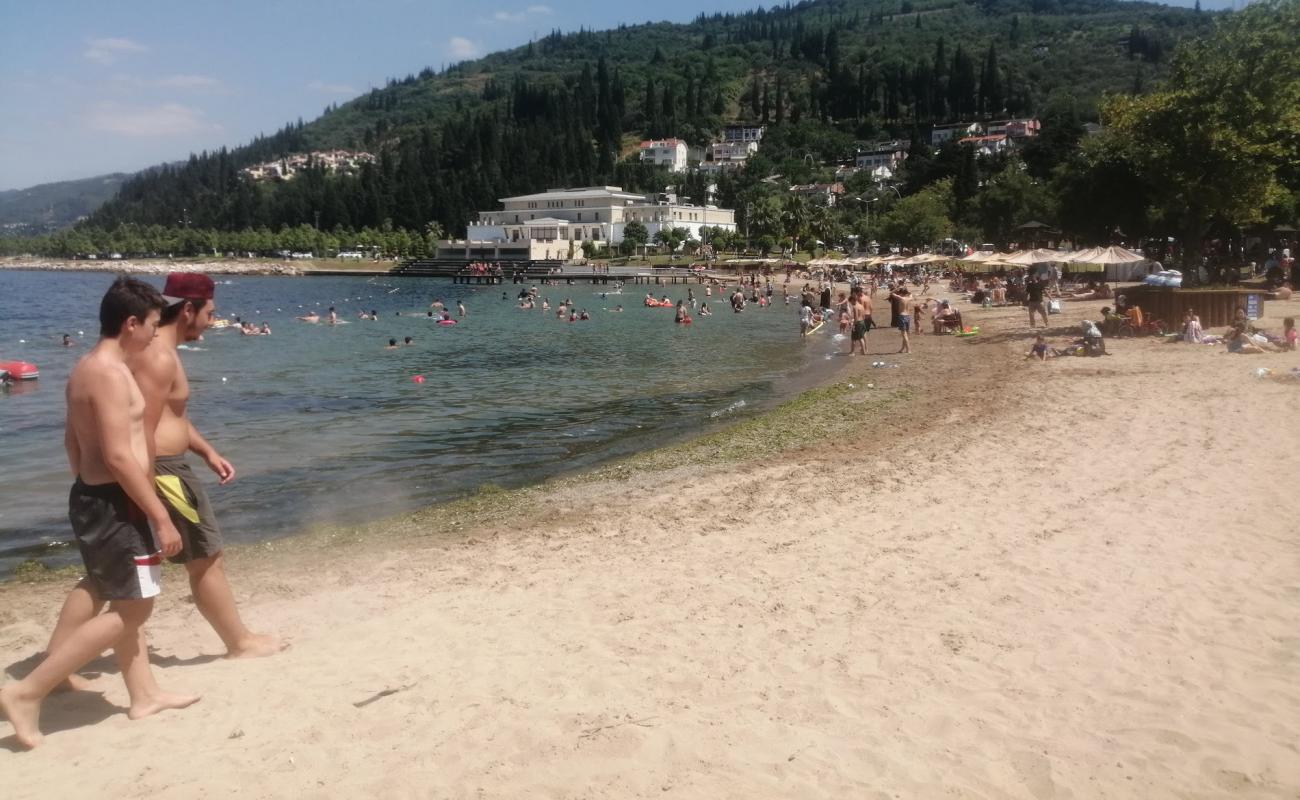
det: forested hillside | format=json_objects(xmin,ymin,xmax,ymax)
[{"xmin": 79, "ymin": 0, "xmax": 1208, "ymax": 240}]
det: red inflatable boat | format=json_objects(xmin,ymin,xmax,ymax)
[{"xmin": 0, "ymin": 360, "xmax": 39, "ymax": 381}]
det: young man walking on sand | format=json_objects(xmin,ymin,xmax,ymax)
[
  {"xmin": 45, "ymin": 273, "xmax": 279, "ymax": 669},
  {"xmin": 1, "ymin": 278, "xmax": 200, "ymax": 749}
]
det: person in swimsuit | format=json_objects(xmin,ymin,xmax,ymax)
[
  {"xmin": 890, "ymin": 284, "xmax": 913, "ymax": 353},
  {"xmin": 46, "ymin": 274, "xmax": 280, "ymax": 677},
  {"xmin": 2, "ymin": 278, "xmax": 199, "ymax": 749}
]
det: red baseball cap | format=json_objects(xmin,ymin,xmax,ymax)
[{"xmin": 161, "ymin": 273, "xmax": 215, "ymax": 305}]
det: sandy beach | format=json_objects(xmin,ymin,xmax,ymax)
[{"xmin": 2, "ymin": 288, "xmax": 1298, "ymax": 798}]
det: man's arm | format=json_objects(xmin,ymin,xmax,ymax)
[
  {"xmin": 188, "ymin": 422, "xmax": 235, "ymax": 484},
  {"xmin": 93, "ymin": 371, "xmax": 181, "ymax": 557}
]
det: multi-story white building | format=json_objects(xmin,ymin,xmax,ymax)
[
  {"xmin": 700, "ymin": 140, "xmax": 759, "ymax": 173},
  {"xmin": 639, "ymin": 139, "xmax": 689, "ymax": 172},
  {"xmin": 854, "ymin": 140, "xmax": 910, "ymax": 176},
  {"xmin": 439, "ymin": 186, "xmax": 737, "ymax": 260}
]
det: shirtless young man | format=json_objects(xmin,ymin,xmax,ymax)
[
  {"xmin": 46, "ymin": 273, "xmax": 279, "ymax": 667},
  {"xmin": 1, "ymin": 278, "xmax": 199, "ymax": 749},
  {"xmin": 848, "ymin": 288, "xmax": 872, "ymax": 356}
]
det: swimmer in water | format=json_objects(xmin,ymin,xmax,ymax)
[
  {"xmin": 386, "ymin": 338, "xmax": 399, "ymax": 350},
  {"xmin": 457, "ymin": 301, "xmax": 466, "ymax": 318},
  {"xmin": 403, "ymin": 336, "xmax": 414, "ymax": 346},
  {"xmin": 260, "ymin": 322, "xmax": 272, "ymax": 335},
  {"xmin": 611, "ymin": 305, "xmax": 624, "ymax": 312},
  {"xmin": 296, "ymin": 311, "xmax": 320, "ymax": 323},
  {"xmin": 430, "ymin": 299, "xmax": 445, "ymax": 309},
  {"xmin": 699, "ymin": 303, "xmax": 712, "ymax": 316},
  {"xmin": 327, "ymin": 307, "xmax": 338, "ymax": 325},
  {"xmin": 62, "ymin": 333, "xmax": 77, "ymax": 347}
]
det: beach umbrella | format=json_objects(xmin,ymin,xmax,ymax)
[
  {"xmin": 1002, "ymin": 248, "xmax": 1069, "ymax": 264},
  {"xmin": 959, "ymin": 250, "xmax": 1001, "ymax": 262},
  {"xmin": 1070, "ymin": 245, "xmax": 1146, "ymax": 264},
  {"xmin": 1062, "ymin": 247, "xmax": 1103, "ymax": 262}
]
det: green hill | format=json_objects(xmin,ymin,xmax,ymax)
[
  {"xmin": 82, "ymin": 0, "xmax": 1209, "ymax": 239},
  {"xmin": 0, "ymin": 173, "xmax": 128, "ymax": 234}
]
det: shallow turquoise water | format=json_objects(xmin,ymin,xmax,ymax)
[{"xmin": 0, "ymin": 270, "xmax": 839, "ymax": 576}]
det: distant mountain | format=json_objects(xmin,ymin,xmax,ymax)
[
  {"xmin": 0, "ymin": 173, "xmax": 129, "ymax": 234},
  {"xmin": 85, "ymin": 0, "xmax": 1210, "ymax": 235}
]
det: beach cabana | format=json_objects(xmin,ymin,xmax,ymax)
[{"xmin": 1069, "ymin": 246, "xmax": 1149, "ymax": 281}]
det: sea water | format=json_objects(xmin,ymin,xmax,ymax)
[{"xmin": 0, "ymin": 270, "xmax": 840, "ymax": 576}]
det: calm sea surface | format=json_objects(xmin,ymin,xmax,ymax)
[{"xmin": 0, "ymin": 269, "xmax": 839, "ymax": 576}]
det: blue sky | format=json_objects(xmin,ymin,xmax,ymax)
[{"xmin": 0, "ymin": 0, "xmax": 1228, "ymax": 191}]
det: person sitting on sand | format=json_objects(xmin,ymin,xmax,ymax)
[
  {"xmin": 931, "ymin": 301, "xmax": 959, "ymax": 334},
  {"xmin": 1025, "ymin": 334, "xmax": 1054, "ymax": 361},
  {"xmin": 1225, "ymin": 323, "xmax": 1267, "ymax": 354},
  {"xmin": 1183, "ymin": 309, "xmax": 1203, "ymax": 343}
]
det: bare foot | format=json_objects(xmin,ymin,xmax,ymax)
[
  {"xmin": 226, "ymin": 633, "xmax": 286, "ymax": 659},
  {"xmin": 0, "ymin": 685, "xmax": 44, "ymax": 749},
  {"xmin": 127, "ymin": 690, "xmax": 201, "ymax": 721}
]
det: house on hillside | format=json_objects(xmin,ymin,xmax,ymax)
[
  {"xmin": 440, "ymin": 186, "xmax": 737, "ymax": 260},
  {"xmin": 700, "ymin": 139, "xmax": 759, "ymax": 173},
  {"xmin": 722, "ymin": 124, "xmax": 765, "ymax": 144},
  {"xmin": 855, "ymin": 140, "xmax": 910, "ymax": 179},
  {"xmin": 931, "ymin": 122, "xmax": 983, "ymax": 147},
  {"xmin": 987, "ymin": 119, "xmax": 1040, "ymax": 139},
  {"xmin": 958, "ymin": 134, "xmax": 1014, "ymax": 157},
  {"xmin": 639, "ymin": 139, "xmax": 689, "ymax": 172},
  {"xmin": 788, "ymin": 182, "xmax": 845, "ymax": 207}
]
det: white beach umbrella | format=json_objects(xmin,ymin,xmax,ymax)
[{"xmin": 1069, "ymin": 245, "xmax": 1146, "ymax": 264}]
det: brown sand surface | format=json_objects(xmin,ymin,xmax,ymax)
[{"xmin": 2, "ymin": 290, "xmax": 1298, "ymax": 798}]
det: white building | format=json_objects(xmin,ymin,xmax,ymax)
[
  {"xmin": 441, "ymin": 186, "xmax": 737, "ymax": 259},
  {"xmin": 700, "ymin": 140, "xmax": 759, "ymax": 173},
  {"xmin": 855, "ymin": 140, "xmax": 910, "ymax": 174},
  {"xmin": 639, "ymin": 139, "xmax": 689, "ymax": 172}
]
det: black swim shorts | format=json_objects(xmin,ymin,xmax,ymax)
[
  {"xmin": 155, "ymin": 454, "xmax": 224, "ymax": 564},
  {"xmin": 69, "ymin": 480, "xmax": 162, "ymax": 600}
]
